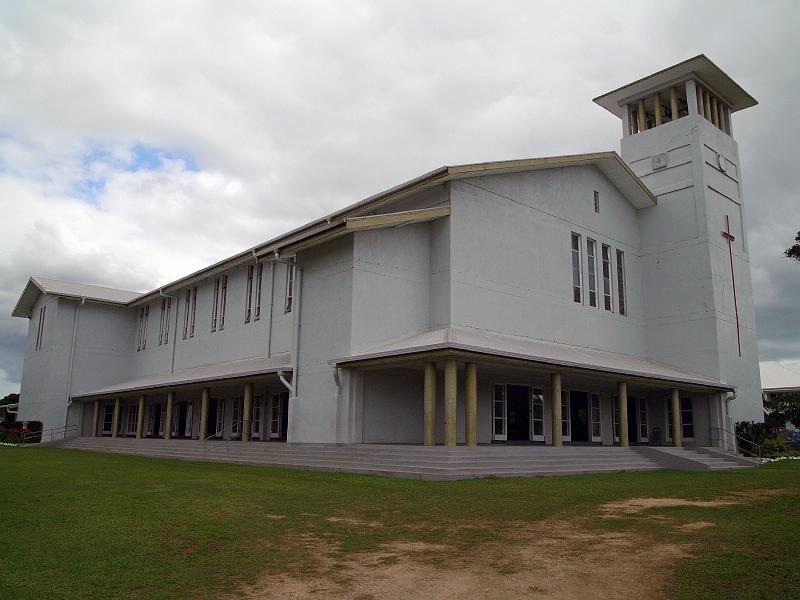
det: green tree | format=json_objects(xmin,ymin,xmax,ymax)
[
  {"xmin": 786, "ymin": 231, "xmax": 800, "ymax": 261},
  {"xmin": 764, "ymin": 392, "xmax": 800, "ymax": 429},
  {"xmin": 0, "ymin": 393, "xmax": 19, "ymax": 406}
]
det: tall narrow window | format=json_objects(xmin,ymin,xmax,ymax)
[
  {"xmin": 285, "ymin": 264, "xmax": 295, "ymax": 313},
  {"xmin": 571, "ymin": 233, "xmax": 582, "ymax": 304},
  {"xmin": 190, "ymin": 287, "xmax": 197, "ymax": 337},
  {"xmin": 616, "ymin": 249, "xmax": 627, "ymax": 316},
  {"xmin": 601, "ymin": 244, "xmax": 613, "ymax": 311},
  {"xmin": 159, "ymin": 298, "xmax": 172, "ymax": 345},
  {"xmin": 183, "ymin": 289, "xmax": 191, "ymax": 339},
  {"xmin": 219, "ymin": 275, "xmax": 228, "ymax": 330},
  {"xmin": 590, "ymin": 393, "xmax": 602, "ymax": 442},
  {"xmin": 680, "ymin": 397, "xmax": 694, "ymax": 439},
  {"xmin": 638, "ymin": 398, "xmax": 648, "ymax": 441},
  {"xmin": 35, "ymin": 305, "xmax": 46, "ymax": 351},
  {"xmin": 211, "ymin": 279, "xmax": 220, "ymax": 331},
  {"xmin": 561, "ymin": 391, "xmax": 571, "ymax": 439},
  {"xmin": 137, "ymin": 305, "xmax": 149, "ymax": 351},
  {"xmin": 587, "ymin": 238, "xmax": 598, "ymax": 308},
  {"xmin": 254, "ymin": 263, "xmax": 263, "ymax": 321},
  {"xmin": 244, "ymin": 265, "xmax": 254, "ymax": 323}
]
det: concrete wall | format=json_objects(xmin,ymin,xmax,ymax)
[
  {"xmin": 448, "ymin": 166, "xmax": 646, "ymax": 357},
  {"xmin": 623, "ymin": 111, "xmax": 762, "ymax": 422}
]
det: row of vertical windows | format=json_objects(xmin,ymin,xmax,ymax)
[
  {"xmin": 211, "ymin": 275, "xmax": 228, "ymax": 332},
  {"xmin": 34, "ymin": 306, "xmax": 46, "ymax": 351},
  {"xmin": 245, "ymin": 264, "xmax": 265, "ymax": 323},
  {"xmin": 183, "ymin": 287, "xmax": 197, "ymax": 340},
  {"xmin": 136, "ymin": 305, "xmax": 149, "ymax": 351},
  {"xmin": 571, "ymin": 232, "xmax": 627, "ymax": 316}
]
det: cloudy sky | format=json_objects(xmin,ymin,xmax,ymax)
[{"xmin": 0, "ymin": 1, "xmax": 798, "ymax": 397}]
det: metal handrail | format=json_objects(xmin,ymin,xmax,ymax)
[
  {"xmin": 710, "ymin": 426, "xmax": 762, "ymax": 462},
  {"xmin": 202, "ymin": 418, "xmax": 246, "ymax": 459},
  {"xmin": 19, "ymin": 424, "xmax": 79, "ymax": 446}
]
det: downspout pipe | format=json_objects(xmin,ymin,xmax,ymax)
[
  {"xmin": 272, "ymin": 252, "xmax": 302, "ymax": 441},
  {"xmin": 160, "ymin": 288, "xmax": 180, "ymax": 374},
  {"xmin": 64, "ymin": 297, "xmax": 85, "ymax": 428}
]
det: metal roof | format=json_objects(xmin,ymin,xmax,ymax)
[
  {"xmin": 594, "ymin": 54, "xmax": 758, "ymax": 119},
  {"xmin": 11, "ymin": 276, "xmax": 142, "ymax": 318},
  {"xmin": 335, "ymin": 325, "xmax": 732, "ymax": 391},
  {"xmin": 760, "ymin": 361, "xmax": 800, "ymax": 392},
  {"xmin": 71, "ymin": 353, "xmax": 291, "ymax": 399}
]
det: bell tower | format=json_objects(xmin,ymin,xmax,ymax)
[{"xmin": 594, "ymin": 55, "xmax": 763, "ymax": 423}]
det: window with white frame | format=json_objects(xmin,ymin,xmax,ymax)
[
  {"xmin": 571, "ymin": 233, "xmax": 582, "ymax": 303},
  {"xmin": 136, "ymin": 305, "xmax": 149, "ymax": 351},
  {"xmin": 219, "ymin": 275, "xmax": 228, "ymax": 330},
  {"xmin": 587, "ymin": 239, "xmax": 598, "ymax": 308},
  {"xmin": 127, "ymin": 403, "xmax": 138, "ymax": 435},
  {"xmin": 215, "ymin": 399, "xmax": 225, "ymax": 436},
  {"xmin": 601, "ymin": 244, "xmax": 613, "ymax": 311},
  {"xmin": 231, "ymin": 396, "xmax": 242, "ymax": 437},
  {"xmin": 245, "ymin": 265, "xmax": 254, "ymax": 323},
  {"xmin": 102, "ymin": 403, "xmax": 114, "ymax": 433},
  {"xmin": 638, "ymin": 398, "xmax": 648, "ymax": 441},
  {"xmin": 616, "ymin": 249, "xmax": 627, "ymax": 316},
  {"xmin": 158, "ymin": 297, "xmax": 172, "ymax": 345},
  {"xmin": 612, "ymin": 397, "xmax": 620, "ymax": 442},
  {"xmin": 590, "ymin": 393, "xmax": 602, "ymax": 442},
  {"xmin": 666, "ymin": 397, "xmax": 695, "ymax": 440},
  {"xmin": 561, "ymin": 391, "xmax": 571, "ymax": 440},
  {"xmin": 183, "ymin": 289, "xmax": 191, "ymax": 339},
  {"xmin": 211, "ymin": 278, "xmax": 220, "ymax": 331},
  {"xmin": 285, "ymin": 264, "xmax": 295, "ymax": 313},
  {"xmin": 35, "ymin": 305, "xmax": 46, "ymax": 351},
  {"xmin": 254, "ymin": 263, "xmax": 263, "ymax": 321},
  {"xmin": 189, "ymin": 287, "xmax": 197, "ymax": 337},
  {"xmin": 531, "ymin": 389, "xmax": 544, "ymax": 441},
  {"xmin": 252, "ymin": 396, "xmax": 262, "ymax": 437}
]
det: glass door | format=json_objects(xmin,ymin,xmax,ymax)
[
  {"xmin": 561, "ymin": 391, "xmax": 571, "ymax": 442},
  {"xmin": 252, "ymin": 396, "xmax": 262, "ymax": 440},
  {"xmin": 492, "ymin": 385, "xmax": 507, "ymax": 441},
  {"xmin": 637, "ymin": 398, "xmax": 649, "ymax": 442},
  {"xmin": 530, "ymin": 388, "xmax": 544, "ymax": 441},
  {"xmin": 215, "ymin": 399, "xmax": 225, "ymax": 437},
  {"xmin": 590, "ymin": 393, "xmax": 602, "ymax": 442}
]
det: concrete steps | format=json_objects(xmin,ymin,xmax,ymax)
[
  {"xmin": 635, "ymin": 445, "xmax": 758, "ymax": 471},
  {"xmin": 53, "ymin": 436, "xmax": 664, "ymax": 480}
]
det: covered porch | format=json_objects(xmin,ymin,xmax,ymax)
[{"xmin": 335, "ymin": 327, "xmax": 734, "ymax": 449}]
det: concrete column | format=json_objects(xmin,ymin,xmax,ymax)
[
  {"xmin": 550, "ymin": 373, "xmax": 562, "ymax": 447},
  {"xmin": 670, "ymin": 86, "xmax": 679, "ymax": 121},
  {"xmin": 654, "ymin": 93, "xmax": 662, "ymax": 126},
  {"xmin": 711, "ymin": 97, "xmax": 719, "ymax": 128},
  {"xmin": 685, "ymin": 79, "xmax": 699, "ymax": 116},
  {"xmin": 703, "ymin": 90, "xmax": 712, "ymax": 120},
  {"xmin": 671, "ymin": 388, "xmax": 682, "ymax": 447},
  {"xmin": 164, "ymin": 391, "xmax": 174, "ymax": 440},
  {"xmin": 91, "ymin": 400, "xmax": 100, "ymax": 437},
  {"xmin": 637, "ymin": 99, "xmax": 646, "ymax": 131},
  {"xmin": 199, "ymin": 387, "xmax": 209, "ymax": 440},
  {"xmin": 135, "ymin": 395, "xmax": 145, "ymax": 439},
  {"xmin": 617, "ymin": 382, "xmax": 629, "ymax": 447},
  {"xmin": 465, "ymin": 362, "xmax": 477, "ymax": 447},
  {"xmin": 242, "ymin": 382, "xmax": 253, "ymax": 442},
  {"xmin": 625, "ymin": 104, "xmax": 635, "ymax": 136},
  {"xmin": 111, "ymin": 398, "xmax": 120, "ymax": 438},
  {"xmin": 443, "ymin": 359, "xmax": 457, "ymax": 447},
  {"xmin": 423, "ymin": 362, "xmax": 436, "ymax": 446},
  {"xmin": 696, "ymin": 84, "xmax": 704, "ymax": 117}
]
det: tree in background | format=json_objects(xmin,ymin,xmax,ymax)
[
  {"xmin": 764, "ymin": 393, "xmax": 800, "ymax": 429},
  {"xmin": 0, "ymin": 393, "xmax": 19, "ymax": 406},
  {"xmin": 787, "ymin": 231, "xmax": 800, "ymax": 261}
]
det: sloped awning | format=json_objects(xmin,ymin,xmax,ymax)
[
  {"xmin": 334, "ymin": 326, "xmax": 732, "ymax": 392},
  {"xmin": 72, "ymin": 353, "xmax": 292, "ymax": 400}
]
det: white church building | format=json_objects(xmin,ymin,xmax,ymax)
[{"xmin": 13, "ymin": 55, "xmax": 763, "ymax": 455}]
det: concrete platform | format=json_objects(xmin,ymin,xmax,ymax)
[{"xmin": 48, "ymin": 437, "xmax": 753, "ymax": 480}]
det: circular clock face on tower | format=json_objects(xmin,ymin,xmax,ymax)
[{"xmin": 718, "ymin": 153, "xmax": 728, "ymax": 172}]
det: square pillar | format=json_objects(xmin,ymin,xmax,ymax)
[
  {"xmin": 199, "ymin": 387, "xmax": 209, "ymax": 440},
  {"xmin": 465, "ymin": 362, "xmax": 477, "ymax": 447},
  {"xmin": 423, "ymin": 362, "xmax": 436, "ymax": 446},
  {"xmin": 91, "ymin": 400, "xmax": 100, "ymax": 437},
  {"xmin": 135, "ymin": 395, "xmax": 145, "ymax": 439},
  {"xmin": 686, "ymin": 79, "xmax": 699, "ymax": 116},
  {"xmin": 617, "ymin": 382, "xmax": 629, "ymax": 447},
  {"xmin": 164, "ymin": 392, "xmax": 174, "ymax": 440},
  {"xmin": 443, "ymin": 359, "xmax": 457, "ymax": 447},
  {"xmin": 550, "ymin": 373, "xmax": 562, "ymax": 447},
  {"xmin": 111, "ymin": 398, "xmax": 121, "ymax": 438},
  {"xmin": 671, "ymin": 389, "xmax": 682, "ymax": 447},
  {"xmin": 242, "ymin": 382, "xmax": 253, "ymax": 442}
]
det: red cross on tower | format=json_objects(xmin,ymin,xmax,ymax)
[{"xmin": 722, "ymin": 215, "xmax": 742, "ymax": 357}]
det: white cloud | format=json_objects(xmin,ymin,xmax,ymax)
[{"xmin": 0, "ymin": 0, "xmax": 799, "ymax": 395}]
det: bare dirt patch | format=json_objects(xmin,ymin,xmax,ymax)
[
  {"xmin": 675, "ymin": 521, "xmax": 716, "ymax": 532},
  {"xmin": 599, "ymin": 497, "xmax": 736, "ymax": 518},
  {"xmin": 234, "ymin": 520, "xmax": 689, "ymax": 600},
  {"xmin": 326, "ymin": 516, "xmax": 382, "ymax": 528}
]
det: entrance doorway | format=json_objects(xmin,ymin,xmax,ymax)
[
  {"xmin": 268, "ymin": 393, "xmax": 289, "ymax": 440},
  {"xmin": 569, "ymin": 391, "xmax": 590, "ymax": 442},
  {"xmin": 507, "ymin": 385, "xmax": 530, "ymax": 441},
  {"xmin": 627, "ymin": 397, "xmax": 638, "ymax": 444}
]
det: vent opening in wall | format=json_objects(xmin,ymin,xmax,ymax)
[{"xmin": 593, "ymin": 190, "xmax": 599, "ymax": 213}]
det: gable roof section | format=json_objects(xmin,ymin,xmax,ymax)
[
  {"xmin": 13, "ymin": 151, "xmax": 655, "ymax": 312},
  {"xmin": 12, "ymin": 276, "xmax": 141, "ymax": 318},
  {"xmin": 761, "ymin": 361, "xmax": 800, "ymax": 392}
]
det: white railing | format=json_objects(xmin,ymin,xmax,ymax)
[
  {"xmin": 19, "ymin": 424, "xmax": 79, "ymax": 446},
  {"xmin": 710, "ymin": 426, "xmax": 762, "ymax": 463}
]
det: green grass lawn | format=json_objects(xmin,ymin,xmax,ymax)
[{"xmin": 0, "ymin": 447, "xmax": 798, "ymax": 600}]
